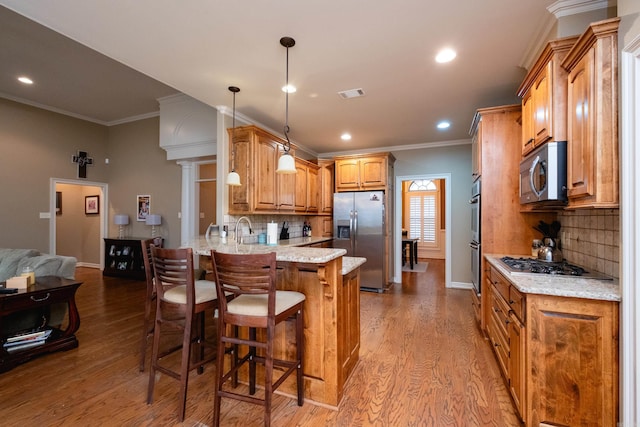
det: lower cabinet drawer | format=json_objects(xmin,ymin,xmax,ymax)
[{"xmin": 488, "ymin": 314, "xmax": 509, "ymax": 378}]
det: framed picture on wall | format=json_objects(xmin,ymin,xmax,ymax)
[
  {"xmin": 137, "ymin": 194, "xmax": 150, "ymax": 221},
  {"xmin": 85, "ymin": 195, "xmax": 99, "ymax": 214}
]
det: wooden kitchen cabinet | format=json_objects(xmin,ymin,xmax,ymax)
[
  {"xmin": 310, "ymin": 160, "xmax": 334, "ymax": 237},
  {"xmin": 517, "ymin": 36, "xmax": 577, "ymax": 157},
  {"xmin": 471, "ymin": 105, "xmax": 555, "ymax": 331},
  {"xmin": 470, "ymin": 114, "xmax": 482, "ymax": 180},
  {"xmin": 294, "ymin": 158, "xmax": 319, "ymax": 213},
  {"xmin": 508, "ymin": 310, "xmax": 526, "ymax": 418},
  {"xmin": 334, "ymin": 153, "xmax": 394, "ymax": 192},
  {"xmin": 528, "ymin": 294, "xmax": 619, "ymax": 427},
  {"xmin": 318, "ymin": 160, "xmax": 334, "ymax": 215},
  {"xmin": 486, "ymin": 263, "xmax": 619, "ymax": 426},
  {"xmin": 339, "ymin": 264, "xmax": 361, "ymax": 386},
  {"xmin": 562, "ymin": 18, "xmax": 619, "ymax": 209},
  {"xmin": 487, "ymin": 266, "xmax": 524, "ymax": 419},
  {"xmin": 228, "ymin": 125, "xmax": 296, "ymax": 214}
]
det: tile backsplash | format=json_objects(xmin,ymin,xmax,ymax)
[
  {"xmin": 224, "ymin": 215, "xmax": 314, "ymax": 244},
  {"xmin": 557, "ymin": 208, "xmax": 619, "ymax": 278}
]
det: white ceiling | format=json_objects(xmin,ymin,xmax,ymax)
[{"xmin": 0, "ymin": 1, "xmax": 559, "ymax": 156}]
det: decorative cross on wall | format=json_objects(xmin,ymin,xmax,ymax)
[{"xmin": 72, "ymin": 150, "xmax": 93, "ymax": 179}]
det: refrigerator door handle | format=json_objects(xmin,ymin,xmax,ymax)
[
  {"xmin": 352, "ymin": 210, "xmax": 358, "ymax": 252},
  {"xmin": 353, "ymin": 210, "xmax": 358, "ymax": 235}
]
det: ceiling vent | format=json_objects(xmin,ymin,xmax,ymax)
[{"xmin": 338, "ymin": 88, "xmax": 365, "ymax": 99}]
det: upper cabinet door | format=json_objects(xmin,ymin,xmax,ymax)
[
  {"xmin": 359, "ymin": 157, "xmax": 386, "ymax": 189},
  {"xmin": 253, "ymin": 135, "xmax": 279, "ymax": 211},
  {"xmin": 562, "ymin": 17, "xmax": 619, "ymax": 209},
  {"xmin": 566, "ymin": 50, "xmax": 594, "ymax": 200},
  {"xmin": 521, "ymin": 93, "xmax": 534, "ymax": 156},
  {"xmin": 532, "ymin": 62, "xmax": 552, "ymax": 146},
  {"xmin": 517, "ymin": 37, "xmax": 576, "ymax": 157},
  {"xmin": 335, "ymin": 158, "xmax": 361, "ymax": 191}
]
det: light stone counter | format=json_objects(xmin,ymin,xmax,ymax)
[
  {"xmin": 186, "ymin": 236, "xmax": 345, "ymax": 264},
  {"xmin": 485, "ymin": 254, "xmax": 620, "ymax": 302},
  {"xmin": 342, "ymin": 257, "xmax": 367, "ymax": 276}
]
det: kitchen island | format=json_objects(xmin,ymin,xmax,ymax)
[
  {"xmin": 484, "ymin": 254, "xmax": 619, "ymax": 426},
  {"xmin": 186, "ymin": 236, "xmax": 366, "ymax": 408}
]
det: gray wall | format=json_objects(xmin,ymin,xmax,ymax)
[
  {"xmin": 0, "ymin": 98, "xmax": 108, "ymax": 253},
  {"xmin": 107, "ymin": 118, "xmax": 181, "ymax": 247},
  {"xmin": 0, "ymin": 98, "xmax": 182, "ymax": 259},
  {"xmin": 391, "ymin": 144, "xmax": 472, "ymax": 284}
]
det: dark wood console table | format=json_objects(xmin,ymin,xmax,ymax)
[
  {"xmin": 402, "ymin": 238, "xmax": 419, "ymax": 270},
  {"xmin": 0, "ymin": 276, "xmax": 82, "ymax": 373}
]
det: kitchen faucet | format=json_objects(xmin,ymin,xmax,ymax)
[{"xmin": 234, "ymin": 216, "xmax": 253, "ymax": 244}]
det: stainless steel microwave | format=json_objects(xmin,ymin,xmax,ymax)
[{"xmin": 519, "ymin": 141, "xmax": 567, "ymax": 204}]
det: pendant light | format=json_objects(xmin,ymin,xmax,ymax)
[
  {"xmin": 226, "ymin": 86, "xmax": 241, "ymax": 186},
  {"xmin": 276, "ymin": 36, "xmax": 297, "ymax": 174}
]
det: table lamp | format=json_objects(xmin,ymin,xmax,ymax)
[
  {"xmin": 146, "ymin": 214, "xmax": 162, "ymax": 237},
  {"xmin": 114, "ymin": 214, "xmax": 129, "ymax": 239}
]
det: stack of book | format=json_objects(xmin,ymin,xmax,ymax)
[{"xmin": 3, "ymin": 329, "xmax": 52, "ymax": 353}]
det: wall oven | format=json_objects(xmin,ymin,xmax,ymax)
[{"xmin": 470, "ymin": 179, "xmax": 481, "ymax": 295}]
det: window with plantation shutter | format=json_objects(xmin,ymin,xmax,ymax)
[{"xmin": 404, "ymin": 179, "xmax": 440, "ymax": 251}]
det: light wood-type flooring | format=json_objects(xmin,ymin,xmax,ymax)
[{"xmin": 0, "ymin": 260, "xmax": 521, "ymax": 426}]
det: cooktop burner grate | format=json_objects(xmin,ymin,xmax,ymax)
[{"xmin": 499, "ymin": 256, "xmax": 610, "ymax": 279}]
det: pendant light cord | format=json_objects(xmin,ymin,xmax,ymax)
[
  {"xmin": 228, "ymin": 86, "xmax": 240, "ymax": 172},
  {"xmin": 232, "ymin": 90, "xmax": 236, "ymax": 170},
  {"xmin": 280, "ymin": 37, "xmax": 295, "ymax": 154},
  {"xmin": 284, "ymin": 43, "xmax": 291, "ymax": 153}
]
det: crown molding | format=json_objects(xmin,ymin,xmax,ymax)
[{"xmin": 547, "ymin": 0, "xmax": 616, "ymax": 18}]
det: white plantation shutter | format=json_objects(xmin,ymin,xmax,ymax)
[
  {"xmin": 423, "ymin": 195, "xmax": 436, "ymax": 242},
  {"xmin": 409, "ymin": 194, "xmax": 436, "ymax": 242},
  {"xmin": 409, "ymin": 196, "xmax": 421, "ymax": 239}
]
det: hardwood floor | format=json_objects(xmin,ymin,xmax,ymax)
[{"xmin": 0, "ymin": 260, "xmax": 520, "ymax": 426}]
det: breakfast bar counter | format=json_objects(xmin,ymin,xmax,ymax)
[{"xmin": 185, "ymin": 236, "xmax": 362, "ymax": 408}]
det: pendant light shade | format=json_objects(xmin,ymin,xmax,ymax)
[
  {"xmin": 276, "ymin": 36, "xmax": 297, "ymax": 175},
  {"xmin": 226, "ymin": 170, "xmax": 241, "ymax": 186},
  {"xmin": 226, "ymin": 86, "xmax": 242, "ymax": 186},
  {"xmin": 276, "ymin": 152, "xmax": 296, "ymax": 174}
]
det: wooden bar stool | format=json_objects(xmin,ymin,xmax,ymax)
[
  {"xmin": 210, "ymin": 251, "xmax": 305, "ymax": 427},
  {"xmin": 138, "ymin": 237, "xmax": 163, "ymax": 372},
  {"xmin": 146, "ymin": 246, "xmax": 219, "ymax": 422}
]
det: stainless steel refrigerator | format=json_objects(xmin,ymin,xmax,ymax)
[{"xmin": 333, "ymin": 191, "xmax": 386, "ymax": 292}]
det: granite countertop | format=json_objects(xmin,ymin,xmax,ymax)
[
  {"xmin": 485, "ymin": 254, "xmax": 621, "ymax": 302},
  {"xmin": 185, "ymin": 236, "xmax": 346, "ymax": 264},
  {"xmin": 342, "ymin": 257, "xmax": 367, "ymax": 276}
]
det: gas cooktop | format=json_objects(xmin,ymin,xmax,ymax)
[{"xmin": 499, "ymin": 256, "xmax": 612, "ymax": 280}]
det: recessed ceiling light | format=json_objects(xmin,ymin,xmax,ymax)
[
  {"xmin": 435, "ymin": 48, "xmax": 456, "ymax": 63},
  {"xmin": 437, "ymin": 121, "xmax": 451, "ymax": 130},
  {"xmin": 341, "ymin": 133, "xmax": 352, "ymax": 141},
  {"xmin": 18, "ymin": 76, "xmax": 33, "ymax": 85},
  {"xmin": 282, "ymin": 84, "xmax": 296, "ymax": 93}
]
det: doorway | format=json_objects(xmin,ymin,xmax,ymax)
[
  {"xmin": 394, "ymin": 173, "xmax": 451, "ymax": 287},
  {"xmin": 401, "ymin": 178, "xmax": 446, "ymax": 259},
  {"xmin": 50, "ymin": 178, "xmax": 108, "ymax": 269}
]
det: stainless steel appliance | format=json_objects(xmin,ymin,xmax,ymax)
[
  {"xmin": 498, "ymin": 256, "xmax": 612, "ymax": 280},
  {"xmin": 469, "ymin": 179, "xmax": 481, "ymax": 295},
  {"xmin": 520, "ymin": 141, "xmax": 567, "ymax": 204},
  {"xmin": 333, "ymin": 191, "xmax": 386, "ymax": 292}
]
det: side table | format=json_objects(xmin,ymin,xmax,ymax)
[{"xmin": 0, "ymin": 276, "xmax": 82, "ymax": 372}]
